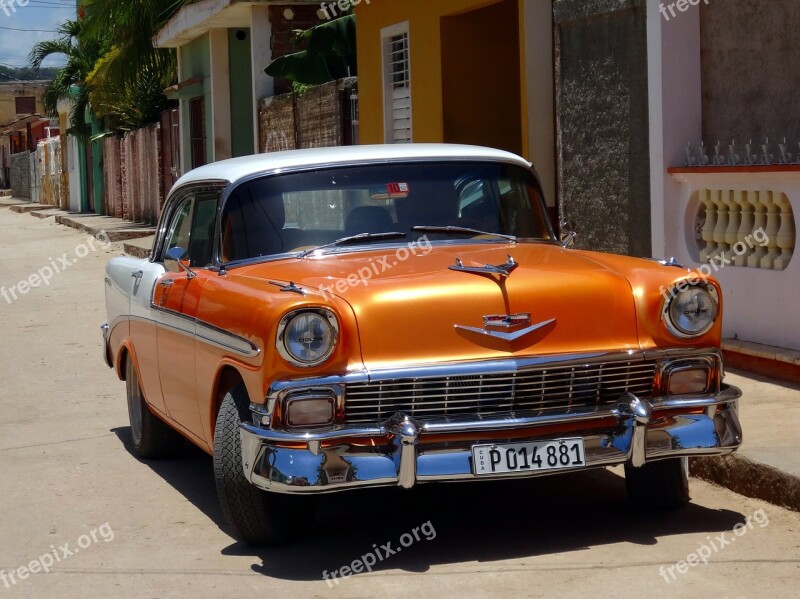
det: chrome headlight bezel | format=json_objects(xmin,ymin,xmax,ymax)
[
  {"xmin": 276, "ymin": 309, "xmax": 339, "ymax": 368},
  {"xmin": 662, "ymin": 283, "xmax": 719, "ymax": 339}
]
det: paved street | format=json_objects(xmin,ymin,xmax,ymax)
[{"xmin": 1, "ymin": 207, "xmax": 798, "ymax": 599}]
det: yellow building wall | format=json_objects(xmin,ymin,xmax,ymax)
[
  {"xmin": 355, "ymin": 0, "xmax": 528, "ymax": 156},
  {"xmin": 0, "ymin": 82, "xmax": 49, "ymax": 125}
]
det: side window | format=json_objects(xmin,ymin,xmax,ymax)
[
  {"xmin": 188, "ymin": 193, "xmax": 219, "ymax": 268},
  {"xmin": 457, "ymin": 178, "xmax": 500, "ymax": 232},
  {"xmin": 458, "ymin": 180, "xmax": 488, "ymax": 213},
  {"xmin": 164, "ymin": 198, "xmax": 193, "ymax": 273}
]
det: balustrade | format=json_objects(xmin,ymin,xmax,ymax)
[{"xmin": 695, "ymin": 189, "xmax": 795, "ymax": 270}]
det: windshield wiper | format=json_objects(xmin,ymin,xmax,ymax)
[
  {"xmin": 411, "ymin": 225, "xmax": 517, "ymax": 243},
  {"xmin": 298, "ymin": 232, "xmax": 407, "ymax": 258}
]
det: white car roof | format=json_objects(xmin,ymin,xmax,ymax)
[{"xmin": 173, "ymin": 144, "xmax": 533, "ymax": 190}]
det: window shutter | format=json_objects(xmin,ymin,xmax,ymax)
[
  {"xmin": 383, "ymin": 29, "xmax": 411, "ymax": 143},
  {"xmin": 15, "ymin": 96, "xmax": 36, "ymax": 115}
]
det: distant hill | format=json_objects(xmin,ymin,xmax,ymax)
[{"xmin": 0, "ymin": 65, "xmax": 58, "ymax": 82}]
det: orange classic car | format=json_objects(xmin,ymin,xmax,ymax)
[{"xmin": 103, "ymin": 144, "xmax": 742, "ymax": 544}]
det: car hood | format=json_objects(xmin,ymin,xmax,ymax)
[{"xmin": 234, "ymin": 243, "xmax": 641, "ymax": 368}]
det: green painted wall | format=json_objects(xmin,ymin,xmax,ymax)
[
  {"xmin": 228, "ymin": 28, "xmax": 254, "ymax": 157},
  {"xmin": 179, "ymin": 34, "xmax": 213, "ymax": 171}
]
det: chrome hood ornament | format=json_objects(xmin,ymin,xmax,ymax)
[
  {"xmin": 483, "ymin": 313, "xmax": 531, "ymax": 328},
  {"xmin": 450, "ymin": 255, "xmax": 518, "ymax": 278},
  {"xmin": 456, "ymin": 315, "xmax": 556, "ymax": 343}
]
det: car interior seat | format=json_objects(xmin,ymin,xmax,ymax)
[{"xmin": 344, "ymin": 205, "xmax": 395, "ymax": 237}]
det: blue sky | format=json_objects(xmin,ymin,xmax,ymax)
[{"xmin": 0, "ymin": 0, "xmax": 76, "ymax": 71}]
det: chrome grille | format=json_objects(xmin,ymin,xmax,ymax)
[{"xmin": 344, "ymin": 360, "xmax": 657, "ymax": 423}]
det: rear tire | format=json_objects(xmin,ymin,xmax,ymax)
[
  {"xmin": 213, "ymin": 384, "xmax": 313, "ymax": 545},
  {"xmin": 625, "ymin": 457, "xmax": 690, "ymax": 509},
  {"xmin": 125, "ymin": 353, "xmax": 180, "ymax": 459}
]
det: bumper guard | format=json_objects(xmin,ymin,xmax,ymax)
[{"xmin": 239, "ymin": 385, "xmax": 742, "ymax": 494}]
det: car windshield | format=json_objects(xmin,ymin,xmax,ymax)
[{"xmin": 220, "ymin": 161, "xmax": 553, "ymax": 263}]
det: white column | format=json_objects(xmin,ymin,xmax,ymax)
[
  {"xmin": 522, "ymin": 0, "xmax": 556, "ymax": 209},
  {"xmin": 209, "ymin": 28, "xmax": 232, "ymax": 161},
  {"xmin": 647, "ymin": 0, "xmax": 703, "ymax": 258},
  {"xmin": 251, "ymin": 5, "xmax": 274, "ymax": 154}
]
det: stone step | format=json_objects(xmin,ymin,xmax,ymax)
[
  {"xmin": 9, "ymin": 203, "xmax": 50, "ymax": 213},
  {"xmin": 123, "ymin": 236, "xmax": 155, "ymax": 259},
  {"xmin": 30, "ymin": 209, "xmax": 70, "ymax": 220},
  {"xmin": 54, "ymin": 214, "xmax": 156, "ymax": 242}
]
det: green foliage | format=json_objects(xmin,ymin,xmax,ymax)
[
  {"xmin": 265, "ymin": 14, "xmax": 357, "ymax": 86},
  {"xmin": 28, "ymin": 1, "xmax": 191, "ymax": 135},
  {"xmin": 28, "ymin": 19, "xmax": 103, "ymax": 138}
]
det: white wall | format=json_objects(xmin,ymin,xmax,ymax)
[
  {"xmin": 668, "ymin": 171, "xmax": 800, "ymax": 351},
  {"xmin": 647, "ymin": 0, "xmax": 703, "ymax": 259},
  {"xmin": 250, "ymin": 5, "xmax": 273, "ymax": 154},
  {"xmin": 522, "ymin": 0, "xmax": 556, "ymax": 208}
]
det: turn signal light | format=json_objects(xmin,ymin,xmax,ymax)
[
  {"xmin": 286, "ymin": 397, "xmax": 335, "ymax": 428},
  {"xmin": 667, "ymin": 368, "xmax": 710, "ymax": 395}
]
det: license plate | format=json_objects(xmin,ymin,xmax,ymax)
[{"xmin": 472, "ymin": 438, "xmax": 586, "ymax": 475}]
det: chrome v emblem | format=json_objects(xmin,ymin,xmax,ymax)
[
  {"xmin": 455, "ymin": 318, "xmax": 556, "ymax": 342},
  {"xmin": 450, "ymin": 255, "xmax": 518, "ymax": 278}
]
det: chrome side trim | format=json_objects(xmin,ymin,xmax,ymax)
[{"xmin": 118, "ymin": 311, "xmax": 261, "ymax": 358}]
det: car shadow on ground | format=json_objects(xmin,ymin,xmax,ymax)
[{"xmin": 112, "ymin": 426, "xmax": 747, "ymax": 582}]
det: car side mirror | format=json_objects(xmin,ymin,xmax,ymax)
[
  {"xmin": 165, "ymin": 246, "xmax": 196, "ymax": 279},
  {"xmin": 560, "ymin": 221, "xmax": 577, "ymax": 248}
]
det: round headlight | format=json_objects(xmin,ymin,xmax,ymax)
[
  {"xmin": 277, "ymin": 310, "xmax": 338, "ymax": 367},
  {"xmin": 665, "ymin": 285, "xmax": 718, "ymax": 338}
]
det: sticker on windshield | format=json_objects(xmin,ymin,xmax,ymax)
[{"xmin": 370, "ymin": 183, "xmax": 410, "ymax": 201}]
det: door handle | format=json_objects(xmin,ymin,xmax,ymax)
[
  {"xmin": 131, "ymin": 270, "xmax": 143, "ymax": 280},
  {"xmin": 159, "ymin": 279, "xmax": 174, "ymax": 288}
]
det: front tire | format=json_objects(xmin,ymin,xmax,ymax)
[
  {"xmin": 125, "ymin": 353, "xmax": 180, "ymax": 459},
  {"xmin": 213, "ymin": 384, "xmax": 313, "ymax": 545},
  {"xmin": 625, "ymin": 457, "xmax": 690, "ymax": 509}
]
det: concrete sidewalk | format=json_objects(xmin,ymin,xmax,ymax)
[
  {"xmin": 5, "ymin": 198, "xmax": 799, "ymax": 513},
  {"xmin": 692, "ymin": 369, "xmax": 800, "ymax": 512},
  {"xmin": 2, "ymin": 198, "xmax": 156, "ymax": 242}
]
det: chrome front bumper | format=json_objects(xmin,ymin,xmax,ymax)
[{"xmin": 239, "ymin": 385, "xmax": 742, "ymax": 494}]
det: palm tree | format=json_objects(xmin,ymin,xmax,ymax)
[
  {"xmin": 28, "ymin": 19, "xmax": 103, "ymax": 137},
  {"xmin": 79, "ymin": 0, "xmax": 191, "ymax": 131}
]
